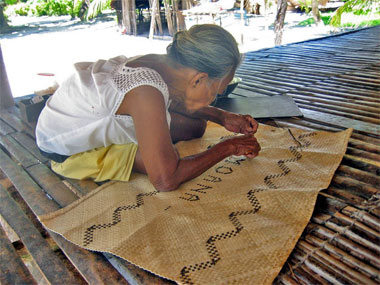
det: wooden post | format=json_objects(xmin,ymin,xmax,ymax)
[
  {"xmin": 164, "ymin": 0, "xmax": 174, "ymax": 36},
  {"xmin": 151, "ymin": 0, "xmax": 163, "ymax": 36},
  {"xmin": 149, "ymin": 0, "xmax": 158, "ymax": 39},
  {"xmin": 172, "ymin": 0, "xmax": 178, "ymax": 32},
  {"xmin": 175, "ymin": 0, "xmax": 186, "ymax": 31},
  {"xmin": 131, "ymin": 0, "xmax": 137, "ymax": 36},
  {"xmin": 0, "ymin": 44, "xmax": 14, "ymax": 109},
  {"xmin": 121, "ymin": 0, "xmax": 137, "ymax": 35},
  {"xmin": 312, "ymin": 0, "xmax": 321, "ymax": 25},
  {"xmin": 122, "ymin": 0, "xmax": 131, "ymax": 34},
  {"xmin": 181, "ymin": 0, "xmax": 191, "ymax": 10},
  {"xmin": 157, "ymin": 0, "xmax": 163, "ymax": 36}
]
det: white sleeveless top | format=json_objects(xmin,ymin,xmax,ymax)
[{"xmin": 36, "ymin": 55, "xmax": 171, "ymax": 156}]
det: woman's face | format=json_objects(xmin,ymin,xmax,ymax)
[{"xmin": 184, "ymin": 70, "xmax": 235, "ymax": 113}]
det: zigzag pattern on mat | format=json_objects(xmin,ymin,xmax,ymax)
[
  {"xmin": 179, "ymin": 131, "xmax": 317, "ymax": 284},
  {"xmin": 79, "ymin": 130, "xmax": 317, "ymax": 283},
  {"xmin": 265, "ymin": 132, "xmax": 317, "ymax": 189},
  {"xmin": 83, "ymin": 191, "xmax": 158, "ymax": 246}
]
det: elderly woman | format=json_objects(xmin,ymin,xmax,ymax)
[{"xmin": 36, "ymin": 24, "xmax": 261, "ymax": 191}]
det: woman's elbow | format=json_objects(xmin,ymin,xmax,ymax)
[{"xmin": 150, "ymin": 175, "xmax": 180, "ymax": 192}]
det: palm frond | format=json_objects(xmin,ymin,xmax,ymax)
[
  {"xmin": 330, "ymin": 0, "xmax": 379, "ymax": 27},
  {"xmin": 85, "ymin": 0, "xmax": 111, "ymax": 20}
]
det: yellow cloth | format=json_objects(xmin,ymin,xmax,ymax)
[{"xmin": 51, "ymin": 143, "xmax": 138, "ymax": 182}]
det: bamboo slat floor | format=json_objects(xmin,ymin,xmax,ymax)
[{"xmin": 0, "ymin": 26, "xmax": 379, "ymax": 284}]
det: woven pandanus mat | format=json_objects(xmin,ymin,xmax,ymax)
[{"xmin": 39, "ymin": 124, "xmax": 352, "ymax": 284}]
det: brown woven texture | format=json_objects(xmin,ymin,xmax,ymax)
[{"xmin": 40, "ymin": 124, "xmax": 352, "ymax": 284}]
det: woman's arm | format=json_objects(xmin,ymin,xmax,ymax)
[
  {"xmin": 170, "ymin": 100, "xmax": 224, "ymax": 124},
  {"xmin": 120, "ymin": 86, "xmax": 260, "ymax": 192},
  {"xmin": 170, "ymin": 101, "xmax": 258, "ymax": 135}
]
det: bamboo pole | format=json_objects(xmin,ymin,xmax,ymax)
[
  {"xmin": 273, "ymin": 118, "xmax": 380, "ymax": 146},
  {"xmin": 292, "ymin": 250, "xmax": 344, "ymax": 285},
  {"xmin": 292, "ymin": 91, "xmax": 380, "ymax": 108},
  {"xmin": 297, "ymin": 86, "xmax": 380, "ymax": 101},
  {"xmin": 332, "ymin": 175, "xmax": 379, "ymax": 196},
  {"xmin": 337, "ymin": 165, "xmax": 380, "ymax": 186},
  {"xmin": 334, "ymin": 211, "xmax": 380, "ymax": 240},
  {"xmin": 290, "ymin": 267, "xmax": 317, "ymax": 284},
  {"xmin": 296, "ymin": 262, "xmax": 330, "ymax": 284},
  {"xmin": 298, "ymin": 240, "xmax": 376, "ymax": 285},
  {"xmin": 324, "ymin": 187, "xmax": 366, "ymax": 207},
  {"xmin": 294, "ymin": 98, "xmax": 380, "ymax": 121},
  {"xmin": 303, "ymin": 258, "xmax": 345, "ymax": 284},
  {"xmin": 310, "ymin": 222, "xmax": 380, "ymax": 267},
  {"xmin": 346, "ymin": 147, "xmax": 380, "ymax": 162},
  {"xmin": 342, "ymin": 206, "xmax": 380, "ymax": 232},
  {"xmin": 278, "ymin": 274, "xmax": 299, "ymax": 285},
  {"xmin": 306, "ymin": 234, "xmax": 380, "ymax": 280},
  {"xmin": 348, "ymin": 138, "xmax": 380, "ymax": 154},
  {"xmin": 342, "ymin": 156, "xmax": 380, "ymax": 176},
  {"xmin": 296, "ymin": 103, "xmax": 380, "ymax": 125},
  {"xmin": 288, "ymin": 93, "xmax": 380, "ymax": 114}
]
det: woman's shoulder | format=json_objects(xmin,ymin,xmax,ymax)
[{"xmin": 111, "ymin": 55, "xmax": 169, "ymax": 97}]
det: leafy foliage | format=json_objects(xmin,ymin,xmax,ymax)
[
  {"xmin": 338, "ymin": 18, "xmax": 380, "ymax": 27},
  {"xmin": 5, "ymin": 0, "xmax": 77, "ymax": 17},
  {"xmin": 298, "ymin": 0, "xmax": 313, "ymax": 13},
  {"xmin": 4, "ymin": 0, "xmax": 109, "ymax": 19},
  {"xmin": 84, "ymin": 0, "xmax": 111, "ymax": 20},
  {"xmin": 5, "ymin": 2, "xmax": 30, "ymax": 16},
  {"xmin": 330, "ymin": 0, "xmax": 380, "ymax": 27},
  {"xmin": 297, "ymin": 14, "xmax": 332, "ymax": 26},
  {"xmin": 5, "ymin": 0, "xmax": 19, "ymax": 5},
  {"xmin": 31, "ymin": 0, "xmax": 74, "ymax": 16}
]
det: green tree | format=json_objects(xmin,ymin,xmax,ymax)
[{"xmin": 330, "ymin": 0, "xmax": 380, "ymax": 27}]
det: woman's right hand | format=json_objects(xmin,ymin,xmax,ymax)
[{"xmin": 223, "ymin": 134, "xmax": 261, "ymax": 159}]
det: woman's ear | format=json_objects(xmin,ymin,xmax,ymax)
[{"xmin": 191, "ymin": 72, "xmax": 209, "ymax": 88}]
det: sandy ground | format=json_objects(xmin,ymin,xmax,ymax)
[{"xmin": 0, "ymin": 9, "xmax": 338, "ymax": 98}]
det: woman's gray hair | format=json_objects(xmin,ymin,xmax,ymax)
[{"xmin": 167, "ymin": 24, "xmax": 242, "ymax": 79}]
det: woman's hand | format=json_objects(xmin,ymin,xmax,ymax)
[
  {"xmin": 222, "ymin": 134, "xmax": 261, "ymax": 159},
  {"xmin": 222, "ymin": 112, "xmax": 259, "ymax": 135}
]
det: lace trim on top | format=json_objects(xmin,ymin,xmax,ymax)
[{"xmin": 111, "ymin": 63, "xmax": 170, "ymax": 119}]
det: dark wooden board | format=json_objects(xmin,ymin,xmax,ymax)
[
  {"xmin": 27, "ymin": 163, "xmax": 79, "ymax": 207},
  {"xmin": 0, "ymin": 119, "xmax": 15, "ymax": 136},
  {"xmin": 0, "ymin": 184, "xmax": 80, "ymax": 284},
  {"xmin": 0, "ymin": 224, "xmax": 36, "ymax": 285},
  {"xmin": 11, "ymin": 131, "xmax": 49, "ymax": 164},
  {"xmin": 299, "ymin": 108, "xmax": 380, "ymax": 136},
  {"xmin": 0, "ymin": 149, "xmax": 129, "ymax": 284},
  {"xmin": 0, "ymin": 134, "xmax": 39, "ymax": 168},
  {"xmin": 214, "ymin": 95, "xmax": 303, "ymax": 118}
]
